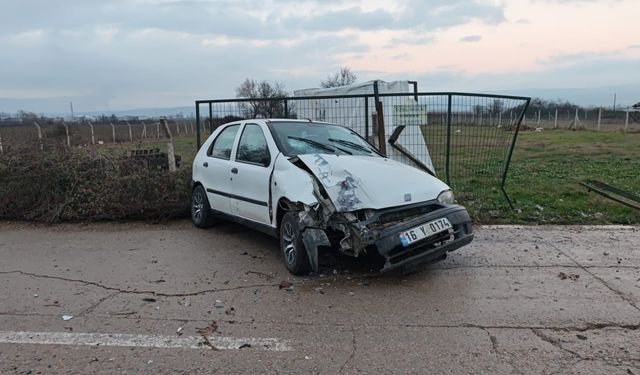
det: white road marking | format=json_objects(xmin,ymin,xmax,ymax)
[{"xmin": 0, "ymin": 331, "xmax": 292, "ymax": 351}]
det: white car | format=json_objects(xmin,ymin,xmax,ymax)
[{"xmin": 191, "ymin": 119, "xmax": 473, "ymax": 275}]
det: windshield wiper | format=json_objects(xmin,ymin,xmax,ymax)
[
  {"xmin": 328, "ymin": 138, "xmax": 372, "ymax": 153},
  {"xmin": 288, "ymin": 136, "xmax": 336, "ymax": 153}
]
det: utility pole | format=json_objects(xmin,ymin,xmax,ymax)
[
  {"xmin": 70, "ymin": 101, "xmax": 74, "ymax": 120},
  {"xmin": 613, "ymin": 93, "xmax": 617, "ymax": 111}
]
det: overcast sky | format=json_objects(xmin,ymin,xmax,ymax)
[{"xmin": 0, "ymin": 0, "xmax": 638, "ymax": 113}]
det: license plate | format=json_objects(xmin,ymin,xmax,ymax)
[{"xmin": 399, "ymin": 218, "xmax": 452, "ymax": 247}]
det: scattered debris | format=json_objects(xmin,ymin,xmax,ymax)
[
  {"xmin": 214, "ymin": 300, "xmax": 225, "ymax": 308},
  {"xmin": 535, "ymin": 204, "xmax": 544, "ymax": 211},
  {"xmin": 176, "ymin": 327, "xmax": 183, "ymax": 336},
  {"xmin": 348, "ymin": 292, "xmax": 355, "ymax": 296},
  {"xmin": 238, "ymin": 343, "xmax": 252, "ymax": 349},
  {"xmin": 196, "ymin": 321, "xmax": 218, "ymax": 336},
  {"xmin": 225, "ymin": 307, "xmax": 236, "ymax": 315},
  {"xmin": 558, "ymin": 272, "xmax": 580, "ymax": 281},
  {"xmin": 314, "ymin": 287, "xmax": 325, "ymax": 294},
  {"xmin": 33, "ymin": 294, "xmax": 38, "ymax": 298},
  {"xmin": 279, "ymin": 280, "xmax": 294, "ymax": 291},
  {"xmin": 576, "ymin": 334, "xmax": 588, "ymax": 340},
  {"xmin": 62, "ymin": 315, "xmax": 73, "ymax": 321},
  {"xmin": 142, "ymin": 297, "xmax": 157, "ymax": 303},
  {"xmin": 151, "ymin": 279, "xmax": 166, "ymax": 284}
]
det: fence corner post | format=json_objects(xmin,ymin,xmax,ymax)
[{"xmin": 445, "ymin": 94, "xmax": 452, "ymax": 186}]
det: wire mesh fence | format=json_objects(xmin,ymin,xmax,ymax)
[
  {"xmin": 0, "ymin": 119, "xmax": 199, "ymax": 153},
  {"xmin": 521, "ymin": 107, "xmax": 639, "ymax": 132},
  {"xmin": 195, "ymin": 92, "xmax": 530, "ymax": 206}
]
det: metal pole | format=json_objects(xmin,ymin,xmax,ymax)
[
  {"xmin": 445, "ymin": 94, "xmax": 452, "ymax": 186},
  {"xmin": 501, "ymin": 98, "xmax": 530, "ymax": 209},
  {"xmin": 364, "ymin": 97, "xmax": 369, "ymax": 139},
  {"xmin": 208, "ymin": 102, "xmax": 213, "ymax": 133},
  {"xmin": 0, "ymin": 130, "xmax": 3, "ymax": 154},
  {"xmin": 284, "ymin": 99, "xmax": 288, "ymax": 118},
  {"xmin": 537, "ymin": 110, "xmax": 540, "ymax": 128},
  {"xmin": 597, "ymin": 108, "xmax": 602, "ymax": 132},
  {"xmin": 196, "ymin": 102, "xmax": 201, "ymax": 149},
  {"xmin": 554, "ymin": 109, "xmax": 558, "ymax": 129}
]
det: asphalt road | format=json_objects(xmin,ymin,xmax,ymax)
[{"xmin": 0, "ymin": 221, "xmax": 639, "ymax": 374}]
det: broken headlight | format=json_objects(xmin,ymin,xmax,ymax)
[{"xmin": 437, "ymin": 190, "xmax": 455, "ymax": 205}]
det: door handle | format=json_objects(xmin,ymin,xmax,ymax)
[
  {"xmin": 203, "ymin": 161, "xmax": 208, "ymax": 167},
  {"xmin": 231, "ymin": 167, "xmax": 238, "ymax": 174}
]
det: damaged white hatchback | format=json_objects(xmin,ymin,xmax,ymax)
[{"xmin": 191, "ymin": 119, "xmax": 473, "ymax": 275}]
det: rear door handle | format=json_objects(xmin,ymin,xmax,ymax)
[
  {"xmin": 203, "ymin": 161, "xmax": 208, "ymax": 167},
  {"xmin": 231, "ymin": 167, "xmax": 238, "ymax": 174}
]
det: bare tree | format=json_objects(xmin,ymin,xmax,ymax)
[
  {"xmin": 236, "ymin": 79, "xmax": 289, "ymax": 118},
  {"xmin": 320, "ymin": 67, "xmax": 357, "ymax": 88}
]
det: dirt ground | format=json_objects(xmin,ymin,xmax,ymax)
[{"xmin": 0, "ymin": 221, "xmax": 639, "ymax": 374}]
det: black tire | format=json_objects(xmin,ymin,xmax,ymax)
[
  {"xmin": 279, "ymin": 211, "xmax": 311, "ymax": 275},
  {"xmin": 191, "ymin": 184, "xmax": 216, "ymax": 228}
]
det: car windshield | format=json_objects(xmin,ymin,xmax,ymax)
[{"xmin": 268, "ymin": 121, "xmax": 379, "ymax": 157}]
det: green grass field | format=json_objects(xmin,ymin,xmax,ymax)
[{"xmin": 101, "ymin": 129, "xmax": 640, "ymax": 225}]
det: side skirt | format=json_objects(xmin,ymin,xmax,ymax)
[{"xmin": 210, "ymin": 209, "xmax": 278, "ymax": 238}]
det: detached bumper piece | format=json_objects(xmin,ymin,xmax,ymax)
[{"xmin": 373, "ymin": 205, "xmax": 473, "ymax": 273}]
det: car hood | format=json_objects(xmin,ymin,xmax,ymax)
[{"xmin": 296, "ymin": 154, "xmax": 450, "ymax": 212}]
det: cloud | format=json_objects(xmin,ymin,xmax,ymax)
[{"xmin": 459, "ymin": 34, "xmax": 482, "ymax": 42}]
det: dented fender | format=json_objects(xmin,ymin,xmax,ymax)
[{"xmin": 271, "ymin": 153, "xmax": 318, "ymax": 213}]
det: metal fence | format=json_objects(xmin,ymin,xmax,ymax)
[
  {"xmin": 522, "ymin": 107, "xmax": 639, "ymax": 132},
  {"xmin": 195, "ymin": 90, "xmax": 530, "ymax": 207}
]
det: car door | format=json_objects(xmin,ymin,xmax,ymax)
[
  {"xmin": 229, "ymin": 123, "xmax": 274, "ymax": 224},
  {"xmin": 201, "ymin": 123, "xmax": 241, "ymax": 214}
]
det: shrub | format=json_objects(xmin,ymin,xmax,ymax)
[{"xmin": 0, "ymin": 150, "xmax": 191, "ymax": 222}]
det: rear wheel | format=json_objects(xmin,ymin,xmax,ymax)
[
  {"xmin": 280, "ymin": 211, "xmax": 311, "ymax": 275},
  {"xmin": 191, "ymin": 185, "xmax": 216, "ymax": 228}
]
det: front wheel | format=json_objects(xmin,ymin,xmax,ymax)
[
  {"xmin": 191, "ymin": 184, "xmax": 216, "ymax": 228},
  {"xmin": 280, "ymin": 211, "xmax": 311, "ymax": 275}
]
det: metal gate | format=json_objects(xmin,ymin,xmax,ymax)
[{"xmin": 195, "ymin": 89, "xmax": 530, "ymax": 207}]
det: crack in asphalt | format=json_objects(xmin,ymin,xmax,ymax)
[
  {"xmin": 338, "ymin": 327, "xmax": 357, "ymax": 374},
  {"xmin": 538, "ymin": 238, "xmax": 640, "ymax": 313},
  {"xmin": 1, "ymin": 310, "xmax": 638, "ymax": 333},
  {"xmin": 78, "ymin": 291, "xmax": 119, "ymax": 316},
  {"xmin": 531, "ymin": 328, "xmax": 584, "ymax": 359},
  {"xmin": 0, "ymin": 270, "xmax": 280, "ymax": 297}
]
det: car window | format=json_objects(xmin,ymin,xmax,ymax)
[
  {"xmin": 268, "ymin": 121, "xmax": 378, "ymax": 157},
  {"xmin": 236, "ymin": 124, "xmax": 271, "ymax": 166},
  {"xmin": 208, "ymin": 124, "xmax": 240, "ymax": 159}
]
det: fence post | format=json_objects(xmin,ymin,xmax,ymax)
[
  {"xmin": 625, "ymin": 108, "xmax": 630, "ymax": 133},
  {"xmin": 156, "ymin": 122, "xmax": 160, "ymax": 139},
  {"xmin": 140, "ymin": 121, "xmax": 147, "ymax": 139},
  {"xmin": 537, "ymin": 110, "xmax": 541, "ymax": 128},
  {"xmin": 110, "ymin": 123, "xmax": 116, "ymax": 143},
  {"xmin": 0, "ymin": 130, "xmax": 3, "ymax": 154},
  {"xmin": 597, "ymin": 108, "xmax": 602, "ymax": 132},
  {"xmin": 196, "ymin": 103, "xmax": 201, "ymax": 149},
  {"xmin": 33, "ymin": 122, "xmax": 44, "ymax": 151},
  {"xmin": 88, "ymin": 121, "xmax": 95, "ymax": 145},
  {"xmin": 127, "ymin": 122, "xmax": 133, "ymax": 142},
  {"xmin": 373, "ymin": 81, "xmax": 386, "ymax": 156},
  {"xmin": 175, "ymin": 121, "xmax": 180, "ymax": 135},
  {"xmin": 445, "ymin": 94, "xmax": 452, "ymax": 186},
  {"xmin": 208, "ymin": 102, "xmax": 213, "ymax": 134},
  {"xmin": 160, "ymin": 117, "xmax": 176, "ymax": 172},
  {"xmin": 554, "ymin": 109, "xmax": 558, "ymax": 129},
  {"xmin": 498, "ymin": 112, "xmax": 502, "ymax": 127},
  {"xmin": 364, "ymin": 97, "xmax": 369, "ymax": 139},
  {"xmin": 63, "ymin": 121, "xmax": 71, "ymax": 149}
]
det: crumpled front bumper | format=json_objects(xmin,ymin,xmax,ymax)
[{"xmin": 367, "ymin": 204, "xmax": 474, "ymax": 273}]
